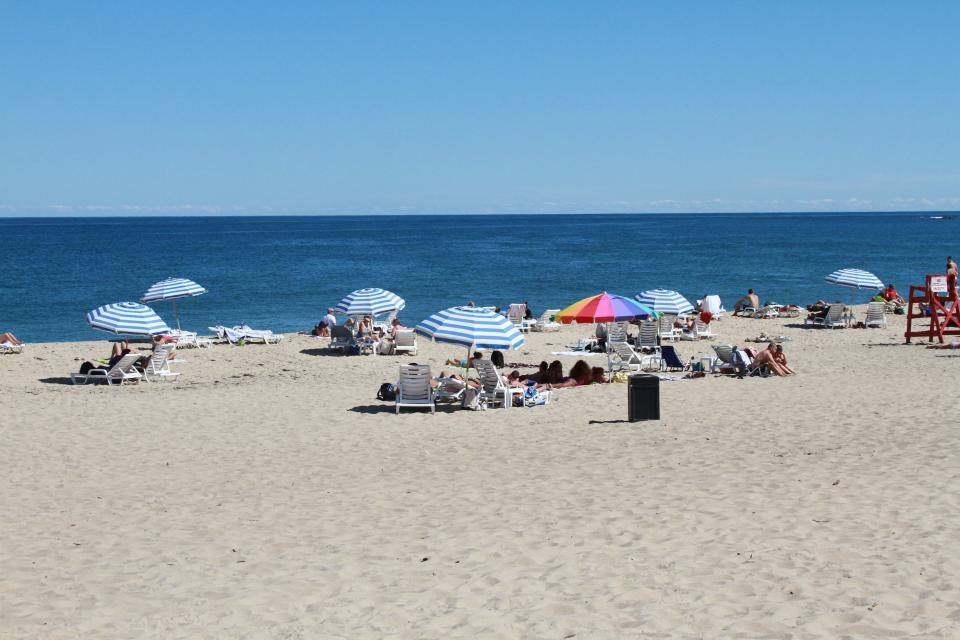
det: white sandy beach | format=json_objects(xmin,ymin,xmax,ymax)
[{"xmin": 2, "ymin": 311, "xmax": 958, "ymax": 638}]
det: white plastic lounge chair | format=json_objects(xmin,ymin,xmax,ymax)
[
  {"xmin": 710, "ymin": 344, "xmax": 738, "ymax": 373},
  {"xmin": 805, "ymin": 304, "xmax": 846, "ymax": 329},
  {"xmin": 608, "ymin": 341, "xmax": 661, "ymax": 374},
  {"xmin": 235, "ymin": 325, "xmax": 282, "ymax": 344},
  {"xmin": 658, "ymin": 315, "xmax": 680, "ymax": 342},
  {"xmin": 70, "ymin": 353, "xmax": 143, "ymax": 386},
  {"xmin": 474, "ymin": 359, "xmax": 523, "ymax": 409},
  {"xmin": 167, "ymin": 329, "xmax": 211, "ymax": 349},
  {"xmin": 507, "ymin": 303, "xmax": 528, "ymax": 332},
  {"xmin": 531, "ymin": 309, "xmax": 561, "ymax": 332},
  {"xmin": 393, "ymin": 330, "xmax": 418, "ymax": 355},
  {"xmin": 329, "ymin": 324, "xmax": 355, "ymax": 352},
  {"xmin": 434, "ymin": 377, "xmax": 466, "ymax": 404},
  {"xmin": 637, "ymin": 320, "xmax": 660, "ymax": 352},
  {"xmin": 694, "ymin": 318, "xmax": 717, "ymax": 340},
  {"xmin": 606, "ymin": 322, "xmax": 628, "ymax": 350},
  {"xmin": 396, "ymin": 364, "xmax": 435, "ymax": 414},
  {"xmin": 0, "ymin": 341, "xmax": 24, "ymax": 354},
  {"xmin": 142, "ymin": 344, "xmax": 181, "ymax": 382},
  {"xmin": 864, "ymin": 301, "xmax": 887, "ymax": 328}
]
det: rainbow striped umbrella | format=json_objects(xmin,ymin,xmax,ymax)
[{"xmin": 555, "ymin": 292, "xmax": 657, "ymax": 324}]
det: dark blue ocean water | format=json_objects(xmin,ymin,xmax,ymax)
[{"xmin": 1, "ymin": 213, "xmax": 957, "ymax": 342}]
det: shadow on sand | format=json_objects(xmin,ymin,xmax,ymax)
[
  {"xmin": 300, "ymin": 348, "xmax": 345, "ymax": 357},
  {"xmin": 38, "ymin": 377, "xmax": 74, "ymax": 385}
]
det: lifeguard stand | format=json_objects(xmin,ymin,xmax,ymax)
[{"xmin": 904, "ymin": 274, "xmax": 960, "ymax": 343}]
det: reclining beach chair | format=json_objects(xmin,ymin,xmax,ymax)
[
  {"xmin": 506, "ymin": 303, "xmax": 527, "ymax": 332},
  {"xmin": 700, "ymin": 295, "xmax": 726, "ymax": 318},
  {"xmin": 694, "ymin": 318, "xmax": 717, "ymax": 340},
  {"xmin": 235, "ymin": 325, "xmax": 283, "ymax": 344},
  {"xmin": 608, "ymin": 341, "xmax": 660, "ymax": 374},
  {"xmin": 606, "ymin": 322, "xmax": 628, "ymax": 351},
  {"xmin": 659, "ymin": 345, "xmax": 688, "ymax": 372},
  {"xmin": 70, "ymin": 353, "xmax": 143, "ymax": 386},
  {"xmin": 393, "ymin": 330, "xmax": 418, "ymax": 355},
  {"xmin": 0, "ymin": 340, "xmax": 24, "ymax": 354},
  {"xmin": 328, "ymin": 324, "xmax": 355, "ymax": 352},
  {"xmin": 531, "ymin": 309, "xmax": 561, "ymax": 332},
  {"xmin": 396, "ymin": 364, "xmax": 435, "ymax": 414},
  {"xmin": 434, "ymin": 377, "xmax": 466, "ymax": 404},
  {"xmin": 474, "ymin": 359, "xmax": 523, "ymax": 409},
  {"xmin": 167, "ymin": 329, "xmax": 211, "ymax": 349},
  {"xmin": 864, "ymin": 301, "xmax": 887, "ymax": 328},
  {"xmin": 710, "ymin": 344, "xmax": 738, "ymax": 374},
  {"xmin": 805, "ymin": 304, "xmax": 846, "ymax": 329},
  {"xmin": 637, "ymin": 320, "xmax": 660, "ymax": 352},
  {"xmin": 658, "ymin": 315, "xmax": 680, "ymax": 342},
  {"xmin": 142, "ymin": 344, "xmax": 181, "ymax": 383}
]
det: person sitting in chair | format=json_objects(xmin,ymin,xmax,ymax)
[{"xmin": 734, "ymin": 289, "xmax": 759, "ymax": 315}]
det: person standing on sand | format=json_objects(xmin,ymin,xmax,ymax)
[{"xmin": 947, "ymin": 256, "xmax": 958, "ymax": 296}]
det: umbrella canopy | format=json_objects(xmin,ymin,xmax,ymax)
[
  {"xmin": 141, "ymin": 277, "xmax": 207, "ymax": 302},
  {"xmin": 87, "ymin": 302, "xmax": 171, "ymax": 336},
  {"xmin": 635, "ymin": 289, "xmax": 694, "ymax": 315},
  {"xmin": 336, "ymin": 288, "xmax": 406, "ymax": 317},
  {"xmin": 555, "ymin": 292, "xmax": 657, "ymax": 324},
  {"xmin": 415, "ymin": 306, "xmax": 525, "ymax": 350},
  {"xmin": 824, "ymin": 268, "xmax": 883, "ymax": 290}
]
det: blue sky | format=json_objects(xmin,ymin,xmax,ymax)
[{"xmin": 1, "ymin": 2, "xmax": 958, "ymax": 215}]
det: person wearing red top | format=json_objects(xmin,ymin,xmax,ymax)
[{"xmin": 882, "ymin": 284, "xmax": 904, "ymax": 305}]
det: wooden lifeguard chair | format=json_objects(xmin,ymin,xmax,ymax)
[{"xmin": 904, "ymin": 274, "xmax": 960, "ymax": 343}]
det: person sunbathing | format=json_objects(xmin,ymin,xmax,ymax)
[
  {"xmin": 520, "ymin": 361, "xmax": 549, "ymax": 382},
  {"xmin": 0, "ymin": 332, "xmax": 23, "ymax": 346},
  {"xmin": 387, "ymin": 318, "xmax": 406, "ymax": 339},
  {"xmin": 881, "ymin": 284, "xmax": 906, "ymax": 309},
  {"xmin": 542, "ymin": 360, "xmax": 593, "ymax": 389},
  {"xmin": 591, "ymin": 367, "xmax": 608, "ymax": 383},
  {"xmin": 446, "ymin": 351, "xmax": 483, "ymax": 369}
]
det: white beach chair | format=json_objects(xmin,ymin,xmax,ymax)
[
  {"xmin": 694, "ymin": 318, "xmax": 717, "ymax": 340},
  {"xmin": 396, "ymin": 364, "xmax": 435, "ymax": 414},
  {"xmin": 474, "ymin": 359, "xmax": 523, "ymax": 409},
  {"xmin": 864, "ymin": 301, "xmax": 887, "ymax": 328},
  {"xmin": 393, "ymin": 330, "xmax": 418, "ymax": 355},
  {"xmin": 606, "ymin": 322, "xmax": 629, "ymax": 351},
  {"xmin": 167, "ymin": 329, "xmax": 212, "ymax": 349},
  {"xmin": 658, "ymin": 315, "xmax": 680, "ymax": 342},
  {"xmin": 70, "ymin": 353, "xmax": 143, "ymax": 386},
  {"xmin": 142, "ymin": 344, "xmax": 181, "ymax": 383},
  {"xmin": 710, "ymin": 344, "xmax": 738, "ymax": 374},
  {"xmin": 506, "ymin": 303, "xmax": 527, "ymax": 332},
  {"xmin": 0, "ymin": 341, "xmax": 24, "ymax": 354},
  {"xmin": 806, "ymin": 304, "xmax": 846, "ymax": 329},
  {"xmin": 637, "ymin": 320, "xmax": 660, "ymax": 352},
  {"xmin": 608, "ymin": 341, "xmax": 660, "ymax": 374},
  {"xmin": 531, "ymin": 309, "xmax": 561, "ymax": 332},
  {"xmin": 434, "ymin": 377, "xmax": 466, "ymax": 404},
  {"xmin": 329, "ymin": 324, "xmax": 355, "ymax": 352},
  {"xmin": 235, "ymin": 325, "xmax": 282, "ymax": 344}
]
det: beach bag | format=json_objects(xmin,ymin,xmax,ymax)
[
  {"xmin": 377, "ymin": 383, "xmax": 396, "ymax": 401},
  {"xmin": 461, "ymin": 387, "xmax": 483, "ymax": 410},
  {"xmin": 611, "ymin": 371, "xmax": 629, "ymax": 384},
  {"xmin": 522, "ymin": 385, "xmax": 546, "ymax": 407}
]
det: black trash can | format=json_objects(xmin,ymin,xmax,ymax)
[{"xmin": 628, "ymin": 374, "xmax": 660, "ymax": 421}]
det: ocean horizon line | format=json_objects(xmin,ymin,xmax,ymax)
[{"xmin": 0, "ymin": 209, "xmax": 957, "ymax": 221}]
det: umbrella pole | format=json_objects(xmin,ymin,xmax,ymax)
[{"xmin": 172, "ymin": 299, "xmax": 181, "ymax": 331}]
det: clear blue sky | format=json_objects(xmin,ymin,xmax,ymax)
[{"xmin": 2, "ymin": 2, "xmax": 958, "ymax": 215}]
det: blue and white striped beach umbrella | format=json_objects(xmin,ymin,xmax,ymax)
[
  {"xmin": 86, "ymin": 302, "xmax": 171, "ymax": 336},
  {"xmin": 635, "ymin": 289, "xmax": 694, "ymax": 316},
  {"xmin": 141, "ymin": 277, "xmax": 207, "ymax": 302},
  {"xmin": 336, "ymin": 288, "xmax": 406, "ymax": 316},
  {"xmin": 141, "ymin": 277, "xmax": 207, "ymax": 330},
  {"xmin": 415, "ymin": 306, "xmax": 525, "ymax": 351},
  {"xmin": 824, "ymin": 268, "xmax": 884, "ymax": 290}
]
